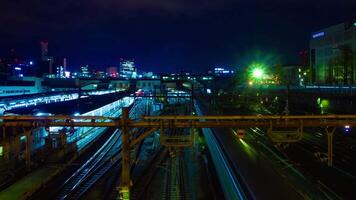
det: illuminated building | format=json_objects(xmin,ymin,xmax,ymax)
[
  {"xmin": 40, "ymin": 41, "xmax": 49, "ymax": 61},
  {"xmin": 80, "ymin": 65, "xmax": 91, "ymax": 78},
  {"xmin": 63, "ymin": 58, "xmax": 67, "ymax": 72},
  {"xmin": 119, "ymin": 59, "xmax": 136, "ymax": 79},
  {"xmin": 64, "ymin": 71, "xmax": 71, "ymax": 78},
  {"xmin": 39, "ymin": 40, "xmax": 54, "ymax": 76},
  {"xmin": 209, "ymin": 67, "xmax": 235, "ymax": 76},
  {"xmin": 0, "ymin": 76, "xmax": 45, "ymax": 97},
  {"xmin": 106, "ymin": 66, "xmax": 118, "ymax": 78},
  {"xmin": 0, "ymin": 49, "xmax": 34, "ymax": 78},
  {"xmin": 56, "ymin": 66, "xmax": 65, "ymax": 78},
  {"xmin": 280, "ymin": 65, "xmax": 300, "ymax": 85},
  {"xmin": 95, "ymin": 71, "xmax": 106, "ymax": 79},
  {"xmin": 310, "ymin": 20, "xmax": 356, "ymax": 85}
]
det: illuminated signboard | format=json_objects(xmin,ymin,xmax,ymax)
[
  {"xmin": 214, "ymin": 67, "xmax": 234, "ymax": 74},
  {"xmin": 312, "ymin": 32, "xmax": 325, "ymax": 39}
]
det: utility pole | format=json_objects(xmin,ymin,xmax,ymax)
[{"xmin": 119, "ymin": 107, "xmax": 130, "ymax": 200}]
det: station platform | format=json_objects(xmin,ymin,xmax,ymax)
[{"xmin": 0, "ymin": 165, "xmax": 63, "ymax": 200}]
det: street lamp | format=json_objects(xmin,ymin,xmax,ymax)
[{"xmin": 252, "ymin": 68, "xmax": 264, "ymax": 79}]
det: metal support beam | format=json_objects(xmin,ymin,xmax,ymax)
[
  {"xmin": 1, "ymin": 115, "xmax": 356, "ymax": 129},
  {"xmin": 2, "ymin": 126, "xmax": 5, "ymax": 138},
  {"xmin": 1, "ymin": 113, "xmax": 355, "ymax": 189},
  {"xmin": 119, "ymin": 107, "xmax": 131, "ymax": 200},
  {"xmin": 24, "ymin": 129, "xmax": 32, "ymax": 171},
  {"xmin": 129, "ymin": 128, "xmax": 158, "ymax": 147},
  {"xmin": 325, "ymin": 127, "xmax": 336, "ymax": 167}
]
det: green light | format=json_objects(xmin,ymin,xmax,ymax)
[
  {"xmin": 320, "ymin": 99, "xmax": 330, "ymax": 108},
  {"xmin": 239, "ymin": 139, "xmax": 255, "ymax": 158},
  {"xmin": 0, "ymin": 146, "xmax": 3, "ymax": 157},
  {"xmin": 239, "ymin": 138, "xmax": 248, "ymax": 147},
  {"xmin": 252, "ymin": 68, "xmax": 264, "ymax": 79}
]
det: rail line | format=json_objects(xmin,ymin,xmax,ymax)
[
  {"xmin": 54, "ymin": 99, "xmax": 148, "ymax": 199},
  {"xmin": 55, "ymin": 129, "xmax": 122, "ymax": 199},
  {"xmin": 133, "ymin": 147, "xmax": 168, "ymax": 200},
  {"xmin": 194, "ymin": 101, "xmax": 249, "ymax": 200},
  {"xmin": 250, "ymin": 126, "xmax": 346, "ymax": 199}
]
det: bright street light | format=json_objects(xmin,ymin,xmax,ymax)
[{"xmin": 252, "ymin": 68, "xmax": 264, "ymax": 79}]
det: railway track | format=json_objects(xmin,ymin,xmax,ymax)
[
  {"xmin": 177, "ymin": 155, "xmax": 188, "ymax": 200},
  {"xmin": 54, "ymin": 99, "xmax": 149, "ymax": 199},
  {"xmin": 55, "ymin": 129, "xmax": 122, "ymax": 199},
  {"xmin": 132, "ymin": 147, "xmax": 168, "ymax": 199},
  {"xmin": 163, "ymin": 150, "xmax": 189, "ymax": 200}
]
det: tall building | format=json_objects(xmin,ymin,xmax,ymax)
[
  {"xmin": 310, "ymin": 20, "xmax": 356, "ymax": 85},
  {"xmin": 40, "ymin": 41, "xmax": 48, "ymax": 61},
  {"xmin": 119, "ymin": 59, "xmax": 136, "ymax": 79},
  {"xmin": 63, "ymin": 58, "xmax": 67, "ymax": 72},
  {"xmin": 39, "ymin": 40, "xmax": 54, "ymax": 75},
  {"xmin": 56, "ymin": 66, "xmax": 65, "ymax": 78},
  {"xmin": 80, "ymin": 65, "xmax": 91, "ymax": 78}
]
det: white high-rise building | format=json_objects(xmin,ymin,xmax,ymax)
[{"xmin": 119, "ymin": 59, "xmax": 136, "ymax": 79}]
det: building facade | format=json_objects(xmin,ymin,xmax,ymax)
[
  {"xmin": 119, "ymin": 59, "xmax": 136, "ymax": 79},
  {"xmin": 310, "ymin": 20, "xmax": 356, "ymax": 85},
  {"xmin": 39, "ymin": 41, "xmax": 54, "ymax": 76},
  {"xmin": 106, "ymin": 66, "xmax": 118, "ymax": 78}
]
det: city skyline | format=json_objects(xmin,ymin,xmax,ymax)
[{"xmin": 0, "ymin": 1, "xmax": 355, "ymax": 72}]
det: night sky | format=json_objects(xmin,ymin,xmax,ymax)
[{"xmin": 0, "ymin": 0, "xmax": 355, "ymax": 73}]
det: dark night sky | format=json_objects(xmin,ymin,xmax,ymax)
[{"xmin": 0, "ymin": 0, "xmax": 355, "ymax": 73}]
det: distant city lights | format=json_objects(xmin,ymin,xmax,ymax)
[
  {"xmin": 35, "ymin": 112, "xmax": 51, "ymax": 116},
  {"xmin": 312, "ymin": 31, "xmax": 325, "ymax": 38},
  {"xmin": 65, "ymin": 71, "xmax": 71, "ymax": 78},
  {"xmin": 213, "ymin": 67, "xmax": 234, "ymax": 75}
]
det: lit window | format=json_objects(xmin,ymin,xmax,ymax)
[
  {"xmin": 20, "ymin": 135, "xmax": 27, "ymax": 142},
  {"xmin": 312, "ymin": 32, "xmax": 325, "ymax": 38}
]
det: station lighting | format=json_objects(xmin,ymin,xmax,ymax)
[
  {"xmin": 320, "ymin": 99, "xmax": 330, "ymax": 108},
  {"xmin": 252, "ymin": 68, "xmax": 264, "ymax": 79},
  {"xmin": 344, "ymin": 125, "xmax": 351, "ymax": 133},
  {"xmin": 35, "ymin": 112, "xmax": 45, "ymax": 116},
  {"xmin": 248, "ymin": 62, "xmax": 267, "ymax": 83}
]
